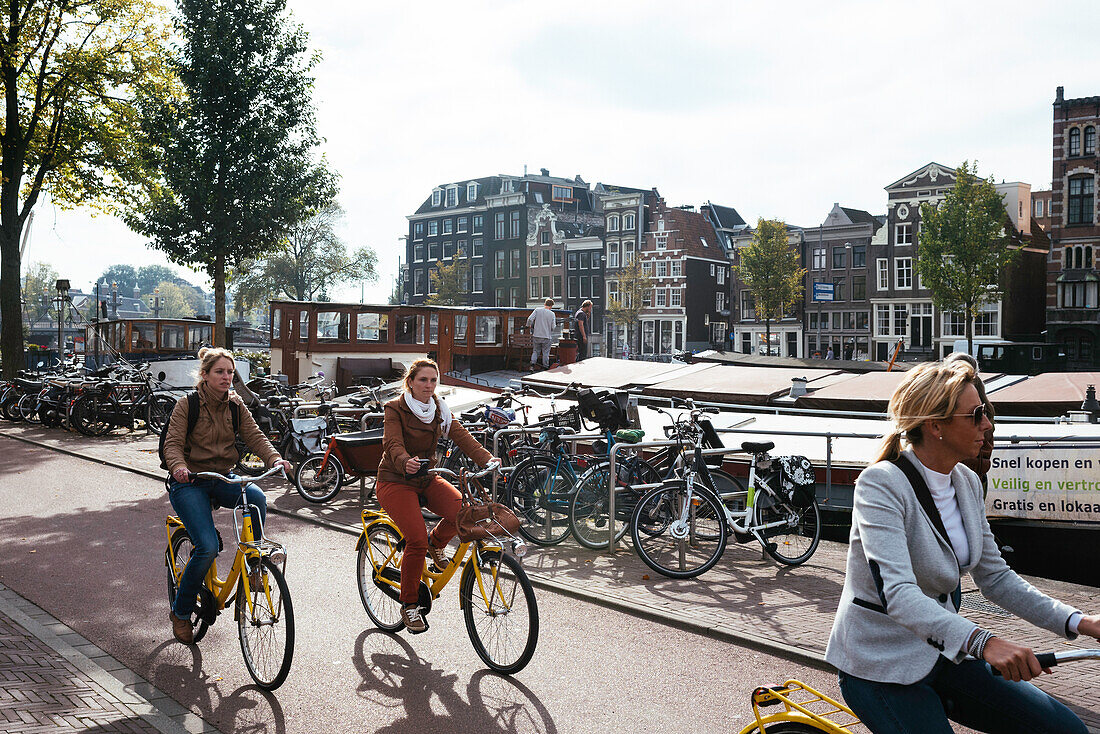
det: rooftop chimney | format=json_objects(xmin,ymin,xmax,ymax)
[
  {"xmin": 1056, "ymin": 86, "xmax": 1065, "ymax": 104},
  {"xmin": 540, "ymin": 168, "xmax": 549, "ymax": 177}
]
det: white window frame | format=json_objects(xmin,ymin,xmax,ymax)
[
  {"xmin": 607, "ymin": 214, "xmax": 620, "ymax": 231},
  {"xmin": 716, "ymin": 292, "xmax": 725, "ymax": 311},
  {"xmin": 467, "ymin": 182, "xmax": 478, "ymax": 201},
  {"xmin": 608, "ymin": 242, "xmax": 620, "ymax": 269},
  {"xmin": 656, "ymin": 260, "xmax": 668, "ymax": 277},
  {"xmin": 670, "ymin": 287, "xmax": 682, "ymax": 307},
  {"xmin": 623, "ymin": 241, "xmax": 635, "ymax": 264},
  {"xmin": 624, "ymin": 212, "xmax": 635, "ymax": 230},
  {"xmin": 607, "ymin": 280, "xmax": 619, "ymax": 303},
  {"xmin": 656, "ymin": 288, "xmax": 667, "ymax": 307},
  {"xmin": 710, "ymin": 264, "xmax": 716, "ymax": 276},
  {"xmin": 877, "ymin": 258, "xmax": 889, "ymax": 290},
  {"xmin": 716, "ymin": 267, "xmax": 725, "ymax": 285},
  {"xmin": 445, "ymin": 186, "xmax": 457, "ymax": 208},
  {"xmin": 431, "ymin": 189, "xmax": 442, "ymax": 207},
  {"xmin": 895, "ymin": 257, "xmax": 913, "ymax": 289},
  {"xmin": 656, "ymin": 234, "xmax": 667, "ymax": 250},
  {"xmin": 895, "ymin": 223, "xmax": 913, "ymax": 246},
  {"xmin": 671, "ymin": 259, "xmax": 682, "ymax": 277}
]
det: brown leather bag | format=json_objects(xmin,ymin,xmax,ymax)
[{"xmin": 456, "ymin": 500, "xmax": 521, "ymax": 542}]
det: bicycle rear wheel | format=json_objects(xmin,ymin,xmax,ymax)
[
  {"xmin": 146, "ymin": 394, "xmax": 176, "ymax": 432},
  {"xmin": 460, "ymin": 549, "xmax": 538, "ymax": 674},
  {"xmin": 506, "ymin": 456, "xmax": 574, "ymax": 545},
  {"xmin": 631, "ymin": 481, "xmax": 727, "ymax": 579},
  {"xmin": 295, "ymin": 454, "xmax": 343, "ymax": 503},
  {"xmin": 356, "ymin": 523, "xmax": 405, "ymax": 631},
  {"xmin": 71, "ymin": 394, "xmax": 112, "ymax": 436},
  {"xmin": 166, "ymin": 528, "xmax": 211, "ymax": 643},
  {"xmin": 236, "ymin": 557, "xmax": 294, "ymax": 690},
  {"xmin": 753, "ymin": 488, "xmax": 821, "ymax": 566}
]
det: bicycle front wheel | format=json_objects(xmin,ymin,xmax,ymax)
[
  {"xmin": 146, "ymin": 394, "xmax": 176, "ymax": 432},
  {"xmin": 506, "ymin": 456, "xmax": 574, "ymax": 545},
  {"xmin": 356, "ymin": 523, "xmax": 405, "ymax": 631},
  {"xmin": 753, "ymin": 490, "xmax": 821, "ymax": 566},
  {"xmin": 568, "ymin": 464, "xmax": 626, "ymax": 550},
  {"xmin": 631, "ymin": 482, "xmax": 727, "ymax": 579},
  {"xmin": 460, "ymin": 549, "xmax": 538, "ymax": 674},
  {"xmin": 295, "ymin": 454, "xmax": 344, "ymax": 503},
  {"xmin": 236, "ymin": 557, "xmax": 295, "ymax": 690}
]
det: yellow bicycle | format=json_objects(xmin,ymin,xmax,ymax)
[
  {"xmin": 355, "ymin": 466, "xmax": 539, "ymax": 675},
  {"xmin": 164, "ymin": 466, "xmax": 294, "ymax": 690}
]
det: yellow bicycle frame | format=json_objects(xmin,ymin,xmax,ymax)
[
  {"xmin": 736, "ymin": 679, "xmax": 863, "ymax": 734},
  {"xmin": 358, "ymin": 508, "xmax": 510, "ymax": 610},
  {"xmin": 165, "ymin": 509, "xmax": 274, "ymax": 621}
]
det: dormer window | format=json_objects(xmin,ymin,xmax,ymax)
[
  {"xmin": 445, "ymin": 186, "xmax": 458, "ymax": 208},
  {"xmin": 467, "ymin": 181, "xmax": 478, "ymax": 201},
  {"xmin": 431, "ymin": 188, "xmax": 442, "ymax": 206},
  {"xmin": 607, "ymin": 214, "xmax": 620, "ymax": 231},
  {"xmin": 552, "ymin": 185, "xmax": 572, "ymax": 202}
]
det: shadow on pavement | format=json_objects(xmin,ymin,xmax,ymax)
[{"xmin": 352, "ymin": 629, "xmax": 557, "ymax": 734}]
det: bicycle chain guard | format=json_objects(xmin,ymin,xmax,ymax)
[{"xmin": 372, "ymin": 565, "xmax": 433, "ymax": 615}]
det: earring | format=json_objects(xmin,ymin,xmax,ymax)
[{"xmin": 938, "ymin": 435, "xmax": 943, "ymax": 441}]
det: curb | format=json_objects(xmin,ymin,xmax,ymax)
[
  {"xmin": 1, "ymin": 429, "xmax": 831, "ymax": 672},
  {"xmin": 0, "ymin": 582, "xmax": 217, "ymax": 734}
]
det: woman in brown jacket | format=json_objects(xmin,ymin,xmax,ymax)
[
  {"xmin": 163, "ymin": 347, "xmax": 292, "ymax": 645},
  {"xmin": 378, "ymin": 358, "xmax": 497, "ymax": 633}
]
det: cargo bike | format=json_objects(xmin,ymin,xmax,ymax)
[{"xmin": 294, "ymin": 428, "xmax": 384, "ymax": 503}]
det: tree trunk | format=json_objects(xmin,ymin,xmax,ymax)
[
  {"xmin": 214, "ymin": 253, "xmax": 226, "ymax": 347},
  {"xmin": 765, "ymin": 318, "xmax": 772, "ymax": 357},
  {"xmin": 965, "ymin": 299, "xmax": 974, "ymax": 357},
  {"xmin": 0, "ymin": 230, "xmax": 24, "ymax": 378}
]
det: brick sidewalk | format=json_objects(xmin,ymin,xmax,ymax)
[
  {"xmin": 3, "ymin": 423, "xmax": 1100, "ymax": 731},
  {"xmin": 0, "ymin": 582, "xmax": 215, "ymax": 734}
]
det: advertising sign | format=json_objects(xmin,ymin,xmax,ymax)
[
  {"xmin": 812, "ymin": 283, "xmax": 834, "ymax": 302},
  {"xmin": 986, "ymin": 447, "xmax": 1100, "ymax": 523}
]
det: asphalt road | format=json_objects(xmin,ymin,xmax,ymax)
[{"xmin": 0, "ymin": 437, "xmax": 848, "ymax": 734}]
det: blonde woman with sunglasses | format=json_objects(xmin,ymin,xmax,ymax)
[{"xmin": 825, "ymin": 359, "xmax": 1100, "ymax": 733}]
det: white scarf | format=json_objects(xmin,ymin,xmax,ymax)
[{"xmin": 404, "ymin": 392, "xmax": 452, "ymax": 435}]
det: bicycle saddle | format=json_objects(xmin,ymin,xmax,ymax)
[{"xmin": 741, "ymin": 441, "xmax": 775, "ymax": 454}]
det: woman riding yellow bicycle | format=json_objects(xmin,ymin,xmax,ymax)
[{"xmin": 162, "ymin": 346, "xmax": 292, "ymax": 644}]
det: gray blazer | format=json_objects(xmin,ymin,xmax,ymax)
[{"xmin": 825, "ymin": 451, "xmax": 1079, "ymax": 684}]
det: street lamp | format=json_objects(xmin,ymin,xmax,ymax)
[
  {"xmin": 55, "ymin": 279, "xmax": 70, "ymax": 357},
  {"xmin": 150, "ymin": 287, "xmax": 162, "ymax": 318}
]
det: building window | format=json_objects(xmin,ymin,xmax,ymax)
[
  {"xmin": 456, "ymin": 239, "xmax": 466, "ymax": 257},
  {"xmin": 542, "ymin": 275, "xmax": 551, "ymax": 298},
  {"xmin": 740, "ymin": 290, "xmax": 755, "ymax": 319},
  {"xmin": 608, "ymin": 242, "xmax": 620, "ymax": 268},
  {"xmin": 856, "ymin": 311, "xmax": 869, "ymax": 330},
  {"xmin": 715, "ymin": 292, "xmax": 725, "ymax": 311},
  {"xmin": 710, "ymin": 264, "xmax": 716, "ymax": 276},
  {"xmin": 414, "ymin": 222, "xmax": 424, "ymax": 240},
  {"xmin": 510, "ymin": 249, "xmax": 521, "ymax": 277},
  {"xmin": 579, "ymin": 277, "xmax": 590, "ymax": 298},
  {"xmin": 467, "ymin": 182, "xmax": 478, "ymax": 201},
  {"xmin": 671, "ymin": 259, "xmax": 681, "ymax": 277},
  {"xmin": 892, "ymin": 304, "xmax": 909, "ymax": 337},
  {"xmin": 852, "ymin": 275, "xmax": 866, "ymax": 301},
  {"xmin": 510, "ymin": 211, "xmax": 520, "ymax": 238},
  {"xmin": 472, "ymin": 237, "xmax": 483, "ymax": 256},
  {"xmin": 876, "ymin": 304, "xmax": 890, "ymax": 336},
  {"xmin": 852, "ymin": 244, "xmax": 866, "ymax": 268},
  {"xmin": 607, "ymin": 280, "xmax": 618, "ymax": 302},
  {"xmin": 428, "ymin": 241, "xmax": 439, "ymax": 261},
  {"xmin": 414, "ymin": 270, "xmax": 425, "ymax": 295},
  {"xmin": 942, "ymin": 311, "xmax": 965, "ymax": 337},
  {"xmin": 832, "ymin": 312, "xmax": 842, "ymax": 330},
  {"xmin": 510, "ymin": 287, "xmax": 520, "ymax": 306},
  {"xmin": 655, "ymin": 234, "xmax": 667, "ymax": 250},
  {"xmin": 552, "ymin": 185, "xmax": 572, "ymax": 202},
  {"xmin": 623, "ymin": 212, "xmax": 635, "ymax": 230},
  {"xmin": 541, "ymin": 250, "xmax": 551, "ymax": 266},
  {"xmin": 441, "ymin": 219, "xmax": 451, "ymax": 235},
  {"xmin": 445, "ymin": 187, "xmax": 457, "ymax": 208},
  {"xmin": 414, "ymin": 243, "xmax": 425, "ymax": 262},
  {"xmin": 473, "ymin": 214, "xmax": 483, "ymax": 233},
  {"xmin": 530, "ymin": 277, "xmax": 539, "ymax": 298},
  {"xmin": 656, "ymin": 260, "xmax": 668, "ymax": 277},
  {"xmin": 877, "ymin": 259, "xmax": 889, "ymax": 290},
  {"xmin": 553, "ymin": 248, "xmax": 562, "ymax": 265},
  {"xmin": 642, "ymin": 261, "xmax": 652, "ymax": 276},
  {"xmin": 975, "ymin": 305, "xmax": 998, "ymax": 337},
  {"xmin": 895, "ymin": 257, "xmax": 912, "ymax": 289},
  {"xmin": 431, "ymin": 189, "xmax": 441, "ymax": 206},
  {"xmin": 495, "ymin": 287, "xmax": 505, "ymax": 305},
  {"xmin": 553, "ymin": 275, "xmax": 561, "ymax": 297},
  {"xmin": 623, "ymin": 241, "xmax": 635, "ymax": 264},
  {"xmin": 832, "ymin": 247, "xmax": 846, "ymax": 269},
  {"xmin": 427, "ymin": 268, "xmax": 438, "ymax": 294},
  {"xmin": 1070, "ymin": 127, "xmax": 1082, "ymax": 157},
  {"xmin": 428, "ymin": 221, "xmax": 438, "ymax": 237},
  {"xmin": 1035, "ymin": 199, "xmax": 1044, "ymax": 217},
  {"xmin": 472, "ymin": 265, "xmax": 483, "ymax": 292},
  {"xmin": 716, "ymin": 267, "xmax": 725, "ymax": 285},
  {"xmin": 495, "ymin": 251, "xmax": 506, "ymax": 278},
  {"xmin": 812, "ymin": 248, "xmax": 825, "ymax": 269},
  {"xmin": 567, "ymin": 252, "xmax": 578, "ymax": 270},
  {"xmin": 895, "ymin": 223, "xmax": 912, "ymax": 245},
  {"xmin": 1068, "ymin": 175, "xmax": 1094, "ymax": 225},
  {"xmin": 457, "ymin": 216, "xmax": 467, "ymax": 233},
  {"xmin": 539, "ymin": 231, "xmax": 549, "ymax": 245},
  {"xmin": 494, "ymin": 213, "xmax": 505, "ymax": 239},
  {"xmin": 656, "ymin": 288, "xmax": 667, "ymax": 307},
  {"xmin": 671, "ymin": 287, "xmax": 681, "ymax": 306},
  {"xmin": 834, "ymin": 277, "xmax": 846, "ymax": 301},
  {"xmin": 442, "ymin": 240, "xmax": 454, "ymax": 259},
  {"xmin": 607, "ymin": 214, "xmax": 620, "ymax": 231},
  {"xmin": 1087, "ymin": 126, "xmax": 1097, "ymax": 155},
  {"xmin": 530, "ymin": 250, "xmax": 538, "ymax": 268}
]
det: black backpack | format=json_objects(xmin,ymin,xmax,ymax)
[{"xmin": 158, "ymin": 392, "xmax": 240, "ymax": 471}]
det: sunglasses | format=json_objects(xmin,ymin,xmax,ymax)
[{"xmin": 952, "ymin": 404, "xmax": 990, "ymax": 425}]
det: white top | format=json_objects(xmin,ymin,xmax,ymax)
[
  {"xmin": 912, "ymin": 454, "xmax": 970, "ymax": 567},
  {"xmin": 526, "ymin": 307, "xmax": 557, "ymax": 340}
]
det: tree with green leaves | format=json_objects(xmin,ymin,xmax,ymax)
[
  {"xmin": 426, "ymin": 256, "xmax": 469, "ymax": 306},
  {"xmin": 125, "ymin": 0, "xmax": 337, "ymax": 347},
  {"xmin": 136, "ymin": 264, "xmax": 188, "ymax": 295},
  {"xmin": 0, "ymin": 0, "xmax": 172, "ymax": 376},
  {"xmin": 605, "ymin": 256, "xmax": 653, "ymax": 357},
  {"xmin": 231, "ymin": 202, "xmax": 375, "ymax": 306},
  {"xmin": 151, "ymin": 280, "xmax": 197, "ymax": 319},
  {"xmin": 917, "ymin": 161, "xmax": 1016, "ymax": 355},
  {"xmin": 96, "ymin": 265, "xmax": 138, "ymax": 296},
  {"xmin": 20, "ymin": 261, "xmax": 60, "ymax": 327},
  {"xmin": 736, "ymin": 218, "xmax": 805, "ymax": 354}
]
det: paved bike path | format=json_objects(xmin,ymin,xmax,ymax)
[{"xmin": 3, "ymin": 423, "xmax": 1099, "ymax": 732}]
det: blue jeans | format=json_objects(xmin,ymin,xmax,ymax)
[
  {"xmin": 168, "ymin": 475, "xmax": 267, "ymax": 619},
  {"xmin": 839, "ymin": 658, "xmax": 1086, "ymax": 734}
]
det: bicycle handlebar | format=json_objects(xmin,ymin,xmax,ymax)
[
  {"xmin": 990, "ymin": 648, "xmax": 1100, "ymax": 677},
  {"xmin": 191, "ymin": 466, "xmax": 288, "ymax": 484},
  {"xmin": 428, "ymin": 463, "xmax": 503, "ymax": 482}
]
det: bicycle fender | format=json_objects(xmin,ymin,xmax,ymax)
[{"xmin": 354, "ymin": 531, "xmax": 367, "ymax": 552}]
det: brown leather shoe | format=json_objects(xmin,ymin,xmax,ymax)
[
  {"xmin": 401, "ymin": 604, "xmax": 428, "ymax": 634},
  {"xmin": 169, "ymin": 611, "xmax": 194, "ymax": 644},
  {"xmin": 426, "ymin": 542, "xmax": 450, "ymax": 570}
]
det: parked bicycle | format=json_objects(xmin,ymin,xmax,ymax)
[
  {"xmin": 355, "ymin": 465, "xmax": 539, "ymax": 674},
  {"xmin": 630, "ymin": 401, "xmax": 822, "ymax": 578},
  {"xmin": 164, "ymin": 466, "xmax": 294, "ymax": 690}
]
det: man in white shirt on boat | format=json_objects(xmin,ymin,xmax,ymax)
[{"xmin": 526, "ymin": 298, "xmax": 557, "ymax": 371}]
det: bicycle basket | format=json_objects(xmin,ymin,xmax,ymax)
[
  {"xmin": 290, "ymin": 416, "xmax": 327, "ymax": 455},
  {"xmin": 776, "ymin": 455, "xmax": 817, "ymax": 509}
]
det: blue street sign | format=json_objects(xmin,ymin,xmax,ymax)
[{"xmin": 812, "ymin": 283, "xmax": 835, "ymax": 302}]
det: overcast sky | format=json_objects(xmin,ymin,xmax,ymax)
[{"xmin": 24, "ymin": 0, "xmax": 1100, "ymax": 303}]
